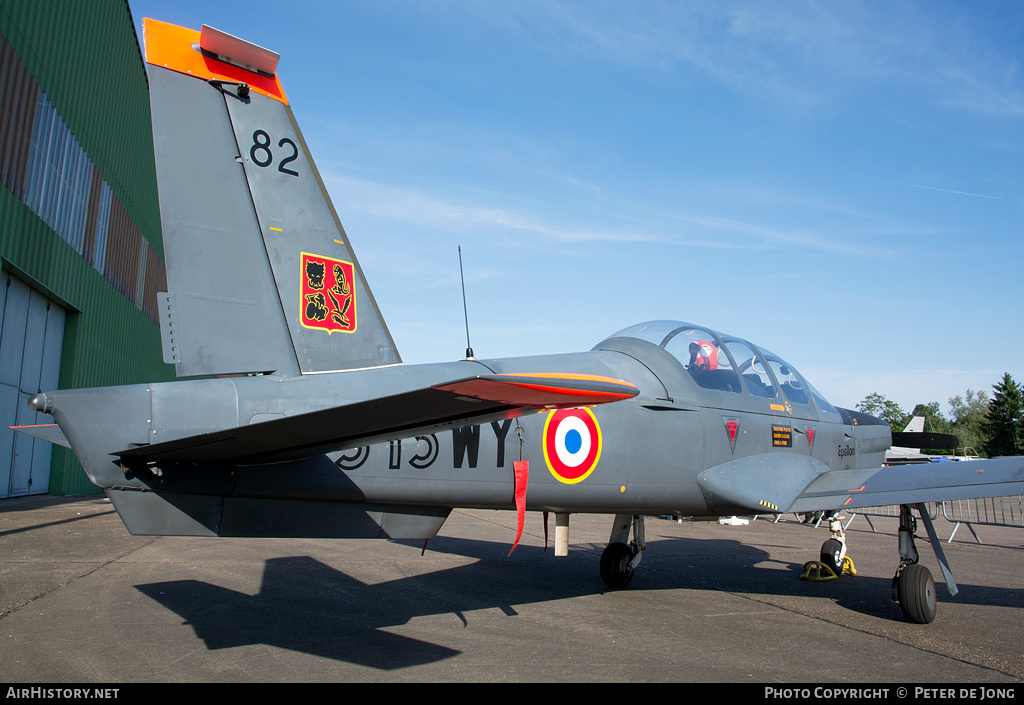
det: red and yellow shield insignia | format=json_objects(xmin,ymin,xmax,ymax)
[{"xmin": 300, "ymin": 252, "xmax": 357, "ymax": 334}]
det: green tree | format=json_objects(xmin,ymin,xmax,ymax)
[
  {"xmin": 981, "ymin": 373, "xmax": 1023, "ymax": 457},
  {"xmin": 948, "ymin": 388, "xmax": 989, "ymax": 456},
  {"xmin": 911, "ymin": 401, "xmax": 951, "ymax": 433},
  {"xmin": 856, "ymin": 392, "xmax": 910, "ymax": 429},
  {"xmin": 911, "ymin": 401, "xmax": 952, "ymax": 455}
]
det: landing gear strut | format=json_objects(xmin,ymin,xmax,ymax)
[
  {"xmin": 892, "ymin": 504, "xmax": 940, "ymax": 624},
  {"xmin": 600, "ymin": 514, "xmax": 645, "ymax": 588}
]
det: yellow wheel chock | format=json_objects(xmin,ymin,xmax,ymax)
[{"xmin": 801, "ymin": 556, "xmax": 856, "ymax": 581}]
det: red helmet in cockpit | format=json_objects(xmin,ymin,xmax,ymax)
[{"xmin": 689, "ymin": 340, "xmax": 719, "ymax": 371}]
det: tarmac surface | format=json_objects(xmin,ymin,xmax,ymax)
[{"xmin": 1, "ymin": 493, "xmax": 1022, "ymax": 683}]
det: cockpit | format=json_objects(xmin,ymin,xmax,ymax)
[{"xmin": 607, "ymin": 320, "xmax": 840, "ymax": 417}]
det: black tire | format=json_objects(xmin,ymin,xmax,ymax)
[
  {"xmin": 820, "ymin": 538, "xmax": 844, "ymax": 575},
  {"xmin": 600, "ymin": 542, "xmax": 635, "ymax": 588},
  {"xmin": 897, "ymin": 563, "xmax": 937, "ymax": 624}
]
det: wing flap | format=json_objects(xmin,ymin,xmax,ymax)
[
  {"xmin": 115, "ymin": 372, "xmax": 638, "ymax": 464},
  {"xmin": 787, "ymin": 457, "xmax": 1024, "ymax": 513}
]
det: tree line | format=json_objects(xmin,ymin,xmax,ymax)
[{"xmin": 855, "ymin": 372, "xmax": 1023, "ymax": 458}]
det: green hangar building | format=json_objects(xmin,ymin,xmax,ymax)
[{"xmin": 1, "ymin": 0, "xmax": 171, "ymax": 498}]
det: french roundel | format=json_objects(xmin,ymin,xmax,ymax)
[{"xmin": 543, "ymin": 408, "xmax": 603, "ymax": 484}]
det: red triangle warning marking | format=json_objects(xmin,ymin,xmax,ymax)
[{"xmin": 722, "ymin": 416, "xmax": 741, "ymax": 452}]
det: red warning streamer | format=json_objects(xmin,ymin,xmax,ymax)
[{"xmin": 509, "ymin": 461, "xmax": 530, "ymax": 555}]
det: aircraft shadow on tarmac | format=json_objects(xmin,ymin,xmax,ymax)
[
  {"xmin": 418, "ymin": 531, "xmax": 1024, "ymax": 617},
  {"xmin": 135, "ymin": 534, "xmax": 1023, "ymax": 668},
  {"xmin": 134, "ymin": 539, "xmax": 604, "ymax": 670}
]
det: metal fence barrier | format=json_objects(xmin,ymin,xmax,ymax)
[
  {"xmin": 834, "ymin": 497, "xmax": 1024, "ymax": 543},
  {"xmin": 841, "ymin": 503, "xmax": 940, "ymax": 534},
  {"xmin": 771, "ymin": 505, "xmax": 937, "ymax": 530},
  {"xmin": 941, "ymin": 496, "xmax": 1024, "ymax": 543}
]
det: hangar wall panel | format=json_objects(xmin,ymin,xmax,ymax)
[
  {"xmin": 0, "ymin": 0, "xmax": 174, "ymax": 496},
  {"xmin": 0, "ymin": 272, "xmax": 64, "ymax": 496}
]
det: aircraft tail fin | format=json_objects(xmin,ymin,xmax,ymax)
[
  {"xmin": 902, "ymin": 415, "xmax": 926, "ymax": 434},
  {"xmin": 887, "ymin": 414, "xmax": 959, "ymax": 457},
  {"xmin": 144, "ymin": 19, "xmax": 400, "ymax": 377}
]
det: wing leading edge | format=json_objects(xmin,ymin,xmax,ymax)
[{"xmin": 115, "ymin": 372, "xmax": 638, "ymax": 464}]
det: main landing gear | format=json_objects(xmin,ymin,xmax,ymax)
[
  {"xmin": 596, "ymin": 507, "xmax": 956, "ymax": 624},
  {"xmin": 809, "ymin": 503, "xmax": 957, "ymax": 624},
  {"xmin": 600, "ymin": 514, "xmax": 646, "ymax": 588},
  {"xmin": 891, "ymin": 504, "xmax": 949, "ymax": 624}
]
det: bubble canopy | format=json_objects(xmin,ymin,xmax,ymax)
[{"xmin": 607, "ymin": 320, "xmax": 839, "ymax": 416}]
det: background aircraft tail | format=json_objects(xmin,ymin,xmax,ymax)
[
  {"xmin": 145, "ymin": 20, "xmax": 400, "ymax": 377},
  {"xmin": 887, "ymin": 414, "xmax": 959, "ymax": 461}
]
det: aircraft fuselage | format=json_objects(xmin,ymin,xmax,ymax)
[{"xmin": 44, "ymin": 330, "xmax": 890, "ymax": 537}]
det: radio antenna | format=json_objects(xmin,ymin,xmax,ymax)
[{"xmin": 458, "ymin": 246, "xmax": 475, "ymax": 360}]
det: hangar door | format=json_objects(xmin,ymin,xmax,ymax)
[{"xmin": 0, "ymin": 272, "xmax": 65, "ymax": 498}]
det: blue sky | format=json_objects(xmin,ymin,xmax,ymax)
[{"xmin": 129, "ymin": 1, "xmax": 1023, "ymax": 416}]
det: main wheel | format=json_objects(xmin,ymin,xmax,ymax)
[
  {"xmin": 600, "ymin": 542, "xmax": 636, "ymax": 588},
  {"xmin": 896, "ymin": 563, "xmax": 937, "ymax": 624},
  {"xmin": 820, "ymin": 538, "xmax": 844, "ymax": 576}
]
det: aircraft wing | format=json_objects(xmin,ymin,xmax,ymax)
[
  {"xmin": 698, "ymin": 452, "xmax": 1024, "ymax": 516},
  {"xmin": 787, "ymin": 457, "xmax": 1024, "ymax": 513},
  {"xmin": 115, "ymin": 372, "xmax": 638, "ymax": 464}
]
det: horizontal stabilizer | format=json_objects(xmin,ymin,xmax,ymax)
[
  {"xmin": 116, "ymin": 372, "xmax": 638, "ymax": 464},
  {"xmin": 789, "ymin": 456, "xmax": 1024, "ymax": 513},
  {"xmin": 10, "ymin": 423, "xmax": 70, "ymax": 448},
  {"xmin": 435, "ymin": 373, "xmax": 639, "ymax": 407}
]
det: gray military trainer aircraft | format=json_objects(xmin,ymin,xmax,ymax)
[{"xmin": 16, "ymin": 19, "xmax": 1024, "ymax": 625}]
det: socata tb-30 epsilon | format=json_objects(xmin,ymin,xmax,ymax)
[{"xmin": 17, "ymin": 20, "xmax": 1024, "ymax": 625}]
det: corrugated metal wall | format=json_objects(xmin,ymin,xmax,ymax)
[
  {"xmin": 1, "ymin": 0, "xmax": 160, "ymax": 253},
  {"xmin": 0, "ymin": 0, "xmax": 173, "ymax": 495}
]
